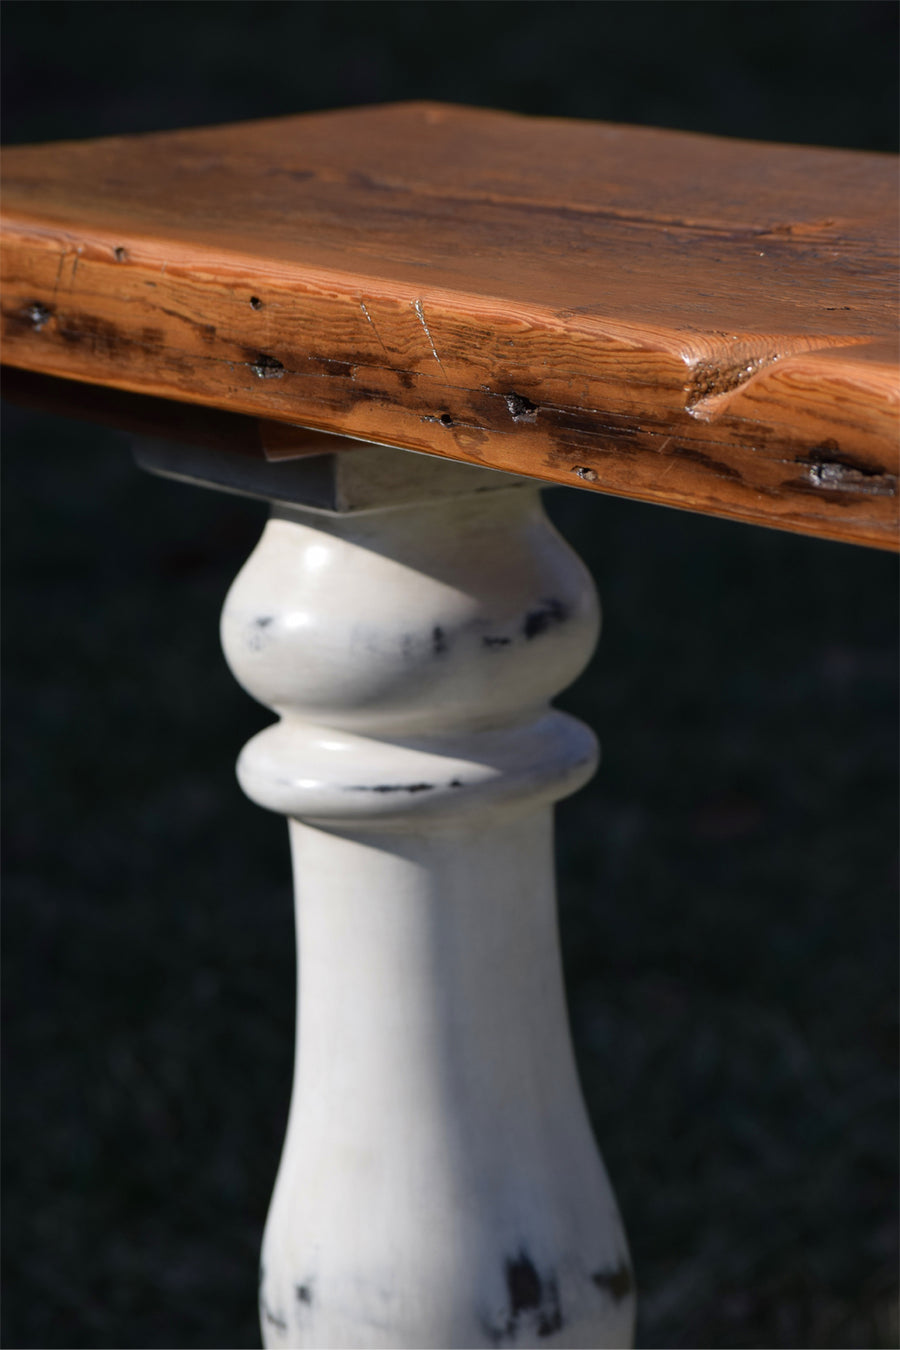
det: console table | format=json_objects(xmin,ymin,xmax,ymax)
[{"xmin": 2, "ymin": 103, "xmax": 896, "ymax": 1349}]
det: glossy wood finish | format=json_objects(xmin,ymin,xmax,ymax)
[{"xmin": 2, "ymin": 102, "xmax": 897, "ymax": 547}]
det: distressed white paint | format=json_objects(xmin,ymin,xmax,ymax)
[{"xmin": 214, "ymin": 452, "xmax": 634, "ymax": 1349}]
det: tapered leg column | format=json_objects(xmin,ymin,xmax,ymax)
[{"xmin": 214, "ymin": 453, "xmax": 634, "ymax": 1349}]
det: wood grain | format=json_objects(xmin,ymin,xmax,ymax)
[{"xmin": 2, "ymin": 102, "xmax": 897, "ymax": 547}]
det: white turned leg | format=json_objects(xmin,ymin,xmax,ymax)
[{"xmin": 211, "ymin": 460, "xmax": 634, "ymax": 1350}]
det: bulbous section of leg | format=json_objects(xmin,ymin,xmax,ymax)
[
  {"xmin": 223, "ymin": 488, "xmax": 598, "ymax": 737},
  {"xmin": 220, "ymin": 488, "xmax": 600, "ymax": 826}
]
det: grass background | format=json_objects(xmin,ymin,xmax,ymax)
[{"xmin": 2, "ymin": 3, "xmax": 898, "ymax": 1347}]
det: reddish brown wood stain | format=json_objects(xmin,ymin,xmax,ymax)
[{"xmin": 1, "ymin": 102, "xmax": 897, "ymax": 547}]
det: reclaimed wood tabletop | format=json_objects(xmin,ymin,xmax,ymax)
[{"xmin": 1, "ymin": 101, "xmax": 897, "ymax": 547}]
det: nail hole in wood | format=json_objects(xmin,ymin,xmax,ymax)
[{"xmin": 505, "ymin": 393, "xmax": 538, "ymax": 422}]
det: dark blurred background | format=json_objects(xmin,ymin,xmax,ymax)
[{"xmin": 2, "ymin": 3, "xmax": 898, "ymax": 1347}]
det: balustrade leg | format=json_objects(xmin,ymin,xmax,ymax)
[{"xmin": 139, "ymin": 438, "xmax": 635, "ymax": 1350}]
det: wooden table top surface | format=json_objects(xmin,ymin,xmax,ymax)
[{"xmin": 2, "ymin": 102, "xmax": 897, "ymax": 548}]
